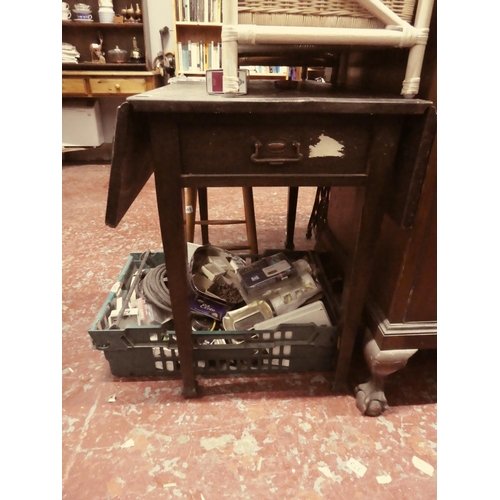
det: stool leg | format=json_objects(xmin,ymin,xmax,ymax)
[
  {"xmin": 198, "ymin": 187, "xmax": 209, "ymax": 244},
  {"xmin": 184, "ymin": 187, "xmax": 197, "ymax": 242},
  {"xmin": 242, "ymin": 187, "xmax": 258, "ymax": 255},
  {"xmin": 286, "ymin": 187, "xmax": 299, "ymax": 249}
]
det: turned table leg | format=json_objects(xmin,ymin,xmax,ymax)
[{"xmin": 355, "ymin": 329, "xmax": 417, "ymax": 416}]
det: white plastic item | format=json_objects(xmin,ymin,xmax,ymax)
[
  {"xmin": 253, "ymin": 300, "xmax": 332, "ymax": 330},
  {"xmin": 222, "ymin": 300, "xmax": 273, "ymax": 331},
  {"xmin": 263, "ymin": 268, "xmax": 321, "ymax": 316},
  {"xmin": 201, "ymin": 262, "xmax": 226, "ymax": 281},
  {"xmin": 62, "ymin": 100, "xmax": 104, "ymax": 147},
  {"xmin": 187, "ymin": 242, "xmax": 202, "ymax": 262}
]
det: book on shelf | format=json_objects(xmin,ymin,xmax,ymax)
[
  {"xmin": 177, "ymin": 41, "xmax": 182, "ymax": 72},
  {"xmin": 187, "ymin": 40, "xmax": 193, "ymax": 71},
  {"xmin": 241, "ymin": 65, "xmax": 288, "ymax": 75},
  {"xmin": 176, "ymin": 0, "xmax": 221, "ymax": 23},
  {"xmin": 197, "ymin": 43, "xmax": 201, "ymax": 73},
  {"xmin": 176, "ymin": 0, "xmax": 183, "ymax": 23},
  {"xmin": 177, "ymin": 38, "xmax": 223, "ymax": 74},
  {"xmin": 177, "ymin": 41, "xmax": 189, "ymax": 73},
  {"xmin": 191, "ymin": 41, "xmax": 197, "ymax": 72}
]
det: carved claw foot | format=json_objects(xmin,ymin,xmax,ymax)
[
  {"xmin": 356, "ymin": 329, "xmax": 417, "ymax": 416},
  {"xmin": 355, "ymin": 380, "xmax": 388, "ymax": 417}
]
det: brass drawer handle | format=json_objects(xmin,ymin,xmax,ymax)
[{"xmin": 251, "ymin": 140, "xmax": 303, "ymax": 165}]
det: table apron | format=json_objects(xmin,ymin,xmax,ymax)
[
  {"xmin": 179, "ymin": 174, "xmax": 367, "ymax": 188},
  {"xmin": 176, "ymin": 114, "xmax": 380, "ymax": 177}
]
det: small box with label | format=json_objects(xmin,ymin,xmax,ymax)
[
  {"xmin": 206, "ymin": 69, "xmax": 249, "ymax": 94},
  {"xmin": 236, "ymin": 253, "xmax": 297, "ymax": 298}
]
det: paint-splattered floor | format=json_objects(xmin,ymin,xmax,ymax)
[{"xmin": 62, "ymin": 164, "xmax": 437, "ymax": 499}]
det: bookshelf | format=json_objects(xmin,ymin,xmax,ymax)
[
  {"xmin": 172, "ymin": 0, "xmax": 287, "ymax": 78},
  {"xmin": 173, "ymin": 0, "xmax": 222, "ymax": 75},
  {"xmin": 175, "ymin": 23, "xmax": 223, "ymax": 75}
]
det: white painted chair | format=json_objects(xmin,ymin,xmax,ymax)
[{"xmin": 222, "ymin": 0, "xmax": 434, "ymax": 98}]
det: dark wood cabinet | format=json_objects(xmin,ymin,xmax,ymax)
[{"xmin": 314, "ymin": 2, "xmax": 437, "ymax": 415}]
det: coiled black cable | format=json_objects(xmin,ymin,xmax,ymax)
[{"xmin": 141, "ymin": 264, "xmax": 172, "ymax": 313}]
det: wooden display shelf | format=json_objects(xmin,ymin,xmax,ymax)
[
  {"xmin": 175, "ymin": 22, "xmax": 222, "ymax": 27},
  {"xmin": 62, "ymin": 63, "xmax": 147, "ymax": 71},
  {"xmin": 62, "ymin": 21, "xmax": 143, "ymax": 28}
]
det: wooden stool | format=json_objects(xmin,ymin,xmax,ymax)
[{"xmin": 185, "ymin": 187, "xmax": 258, "ymax": 255}]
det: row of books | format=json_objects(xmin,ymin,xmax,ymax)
[
  {"xmin": 176, "ymin": 42, "xmax": 289, "ymax": 75},
  {"xmin": 241, "ymin": 65, "xmax": 288, "ymax": 76},
  {"xmin": 177, "ymin": 41, "xmax": 222, "ymax": 74},
  {"xmin": 176, "ymin": 0, "xmax": 222, "ymax": 23}
]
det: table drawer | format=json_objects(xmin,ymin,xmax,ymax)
[
  {"xmin": 178, "ymin": 114, "xmax": 375, "ymax": 176},
  {"xmin": 89, "ymin": 77, "xmax": 148, "ymax": 95},
  {"xmin": 62, "ymin": 77, "xmax": 88, "ymax": 96}
]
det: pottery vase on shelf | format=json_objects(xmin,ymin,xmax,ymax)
[
  {"xmin": 98, "ymin": 7, "xmax": 114, "ymax": 23},
  {"xmin": 134, "ymin": 3, "xmax": 141, "ymax": 21}
]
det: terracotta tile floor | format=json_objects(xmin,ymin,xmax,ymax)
[{"xmin": 62, "ymin": 163, "xmax": 437, "ymax": 499}]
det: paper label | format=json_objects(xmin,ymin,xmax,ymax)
[
  {"xmin": 376, "ymin": 475, "xmax": 392, "ymax": 484},
  {"xmin": 412, "ymin": 456, "xmax": 434, "ymax": 476},
  {"xmin": 346, "ymin": 458, "xmax": 367, "ymax": 477},
  {"xmin": 263, "ymin": 260, "xmax": 292, "ymax": 277}
]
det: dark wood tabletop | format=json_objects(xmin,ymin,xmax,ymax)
[{"xmin": 127, "ymin": 80, "xmax": 432, "ymax": 114}]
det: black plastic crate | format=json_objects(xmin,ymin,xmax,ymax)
[{"xmin": 88, "ymin": 250, "xmax": 339, "ymax": 378}]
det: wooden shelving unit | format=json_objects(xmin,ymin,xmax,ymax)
[
  {"xmin": 62, "ymin": 1, "xmax": 161, "ymax": 97},
  {"xmin": 172, "ymin": 2, "xmax": 287, "ymax": 78},
  {"xmin": 62, "ymin": 21, "xmax": 144, "ymax": 28}
]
